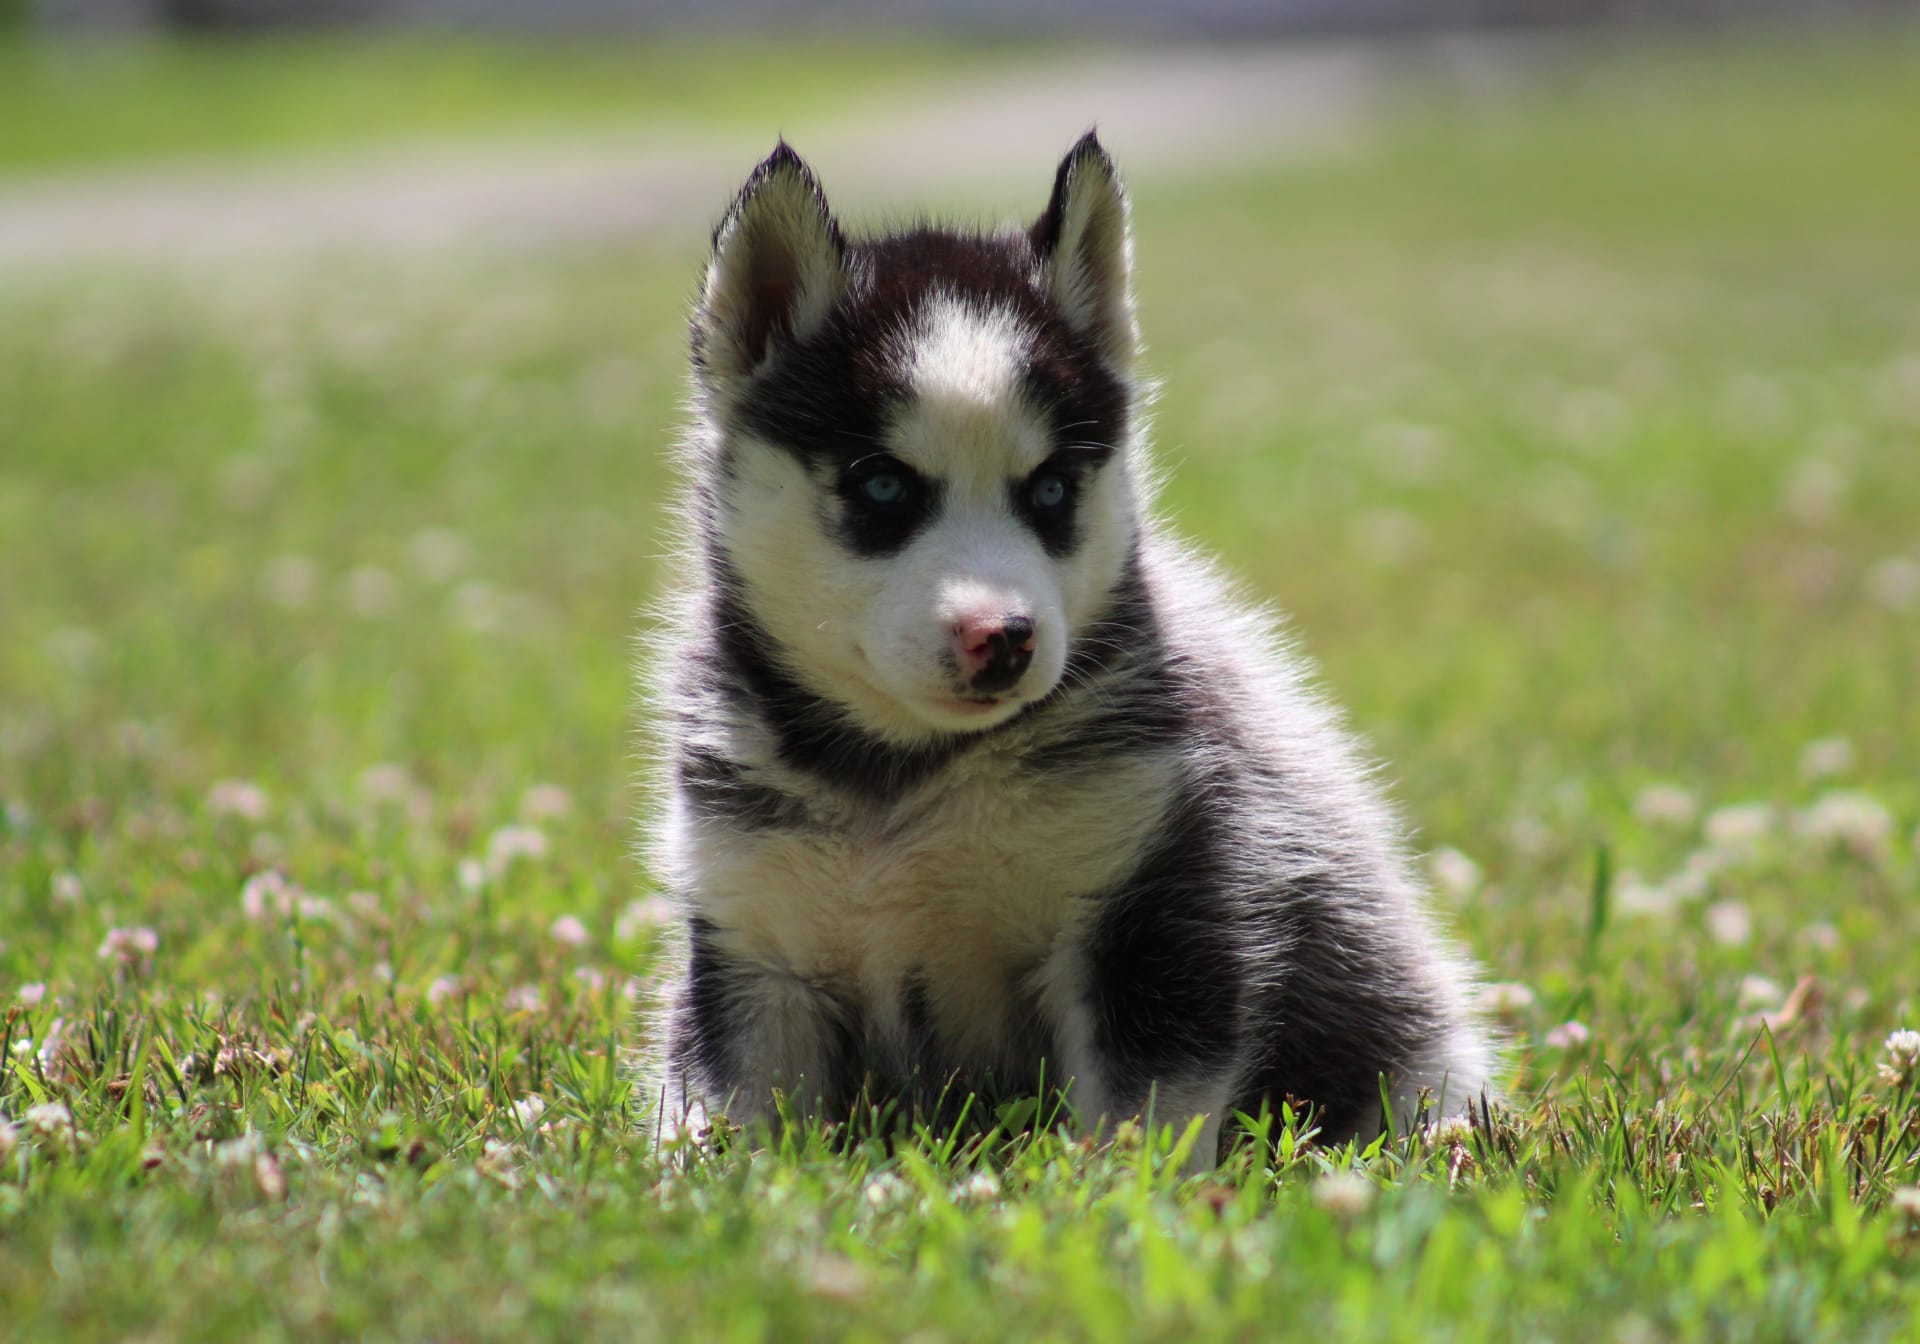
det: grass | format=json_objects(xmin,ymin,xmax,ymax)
[
  {"xmin": 5, "ymin": 26, "xmax": 1920, "ymax": 1343},
  {"xmin": 0, "ymin": 32, "xmax": 990, "ymax": 173}
]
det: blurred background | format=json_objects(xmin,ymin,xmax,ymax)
[{"xmin": 2, "ymin": 0, "xmax": 1918, "ymax": 1087}]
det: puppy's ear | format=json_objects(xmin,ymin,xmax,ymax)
[
  {"xmin": 693, "ymin": 143, "xmax": 847, "ymax": 398},
  {"xmin": 1031, "ymin": 132, "xmax": 1136, "ymax": 368}
]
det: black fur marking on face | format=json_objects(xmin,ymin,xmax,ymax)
[
  {"xmin": 704, "ymin": 561, "xmax": 968, "ymax": 801},
  {"xmin": 1011, "ymin": 446, "xmax": 1112, "ymax": 558},
  {"xmin": 1020, "ymin": 355, "xmax": 1128, "ymax": 469},
  {"xmin": 722, "ymin": 224, "xmax": 1128, "ymax": 513},
  {"xmin": 836, "ymin": 453, "xmax": 943, "ymax": 558},
  {"xmin": 1081, "ymin": 780, "xmax": 1244, "ymax": 1112}
]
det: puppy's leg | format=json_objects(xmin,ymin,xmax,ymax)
[
  {"xmin": 1037, "ymin": 917, "xmax": 1243, "ymax": 1173},
  {"xmin": 661, "ymin": 918, "xmax": 848, "ymax": 1137}
]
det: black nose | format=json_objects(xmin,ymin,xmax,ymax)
[{"xmin": 970, "ymin": 617, "xmax": 1035, "ymax": 694}]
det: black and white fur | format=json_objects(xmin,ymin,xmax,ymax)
[{"xmin": 642, "ymin": 135, "xmax": 1492, "ymax": 1163}]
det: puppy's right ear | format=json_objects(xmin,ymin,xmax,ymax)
[{"xmin": 693, "ymin": 143, "xmax": 847, "ymax": 400}]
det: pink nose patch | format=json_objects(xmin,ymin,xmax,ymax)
[{"xmin": 953, "ymin": 613, "xmax": 1036, "ymax": 693}]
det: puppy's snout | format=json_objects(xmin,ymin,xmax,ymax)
[{"xmin": 954, "ymin": 613, "xmax": 1036, "ymax": 694}]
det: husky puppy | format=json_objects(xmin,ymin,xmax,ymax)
[{"xmin": 644, "ymin": 134, "xmax": 1492, "ymax": 1162}]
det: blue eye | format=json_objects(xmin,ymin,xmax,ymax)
[
  {"xmin": 1030, "ymin": 474, "xmax": 1071, "ymax": 511},
  {"xmin": 862, "ymin": 473, "xmax": 908, "ymax": 506}
]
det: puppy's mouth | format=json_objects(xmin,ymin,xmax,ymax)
[
  {"xmin": 945, "ymin": 692, "xmax": 1013, "ymax": 712},
  {"xmin": 849, "ymin": 644, "xmax": 1037, "ymax": 730}
]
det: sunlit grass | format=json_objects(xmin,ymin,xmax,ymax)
[
  {"xmin": 3, "ymin": 27, "xmax": 1920, "ymax": 1344},
  {"xmin": 0, "ymin": 32, "xmax": 993, "ymax": 172}
]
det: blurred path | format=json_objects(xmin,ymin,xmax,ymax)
[{"xmin": 0, "ymin": 45, "xmax": 1396, "ymax": 270}]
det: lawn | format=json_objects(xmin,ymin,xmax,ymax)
[
  {"xmin": 3, "ymin": 26, "xmax": 1920, "ymax": 1343},
  {"xmin": 0, "ymin": 31, "xmax": 990, "ymax": 173}
]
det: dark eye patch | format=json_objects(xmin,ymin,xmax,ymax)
[
  {"xmin": 1013, "ymin": 446, "xmax": 1111, "ymax": 557},
  {"xmin": 837, "ymin": 453, "xmax": 940, "ymax": 557}
]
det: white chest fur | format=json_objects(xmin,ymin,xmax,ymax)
[{"xmin": 676, "ymin": 747, "xmax": 1175, "ymax": 1067}]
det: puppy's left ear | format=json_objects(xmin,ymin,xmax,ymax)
[{"xmin": 1031, "ymin": 132, "xmax": 1137, "ymax": 368}]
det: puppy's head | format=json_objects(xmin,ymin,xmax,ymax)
[{"xmin": 691, "ymin": 135, "xmax": 1143, "ymax": 744}]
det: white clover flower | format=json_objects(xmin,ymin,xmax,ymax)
[
  {"xmin": 571, "ymin": 967, "xmax": 608, "ymax": 993},
  {"xmin": 33, "ymin": 1017, "xmax": 66, "ymax": 1071},
  {"xmin": 1704, "ymin": 901, "xmax": 1753, "ymax": 947},
  {"xmin": 1797, "ymin": 791, "xmax": 1895, "ymax": 863},
  {"xmin": 485, "ymin": 824, "xmax": 549, "ymax": 877},
  {"xmin": 24, "ymin": 1102, "xmax": 74, "ymax": 1138},
  {"xmin": 214, "ymin": 1133, "xmax": 263, "ymax": 1167},
  {"xmin": 1428, "ymin": 847, "xmax": 1482, "ymax": 901},
  {"xmin": 97, "ymin": 926, "xmax": 159, "ymax": 966},
  {"xmin": 1796, "ymin": 922, "xmax": 1842, "ymax": 953},
  {"xmin": 505, "ymin": 984, "xmax": 543, "ymax": 1014},
  {"xmin": 1425, "ymin": 1115, "xmax": 1473, "ymax": 1149},
  {"xmin": 49, "ymin": 871, "xmax": 84, "ymax": 906},
  {"xmin": 207, "ymin": 779, "xmax": 270, "ymax": 822},
  {"xmin": 357, "ymin": 763, "xmax": 420, "ymax": 806},
  {"xmin": 549, "ymin": 915, "xmax": 590, "ymax": 948},
  {"xmin": 1736, "ymin": 976, "xmax": 1783, "ymax": 1011},
  {"xmin": 950, "ymin": 1170, "xmax": 1001, "ymax": 1206},
  {"xmin": 1798, "ymin": 737, "xmax": 1855, "ymax": 781},
  {"xmin": 0, "ymin": 1116, "xmax": 17, "ymax": 1160},
  {"xmin": 426, "ymin": 975, "xmax": 464, "ymax": 1006},
  {"xmin": 511, "ymin": 1095, "xmax": 547, "ymax": 1129},
  {"xmin": 1613, "ymin": 872, "xmax": 1677, "ymax": 919},
  {"xmin": 17, "ymin": 983, "xmax": 46, "ymax": 1008},
  {"xmin": 1545, "ymin": 1021, "xmax": 1590, "ymax": 1049},
  {"xmin": 864, "ymin": 1172, "xmax": 910, "ymax": 1211},
  {"xmin": 1664, "ymin": 854, "xmax": 1716, "ymax": 903},
  {"xmin": 615, "ymin": 897, "xmax": 674, "ymax": 943},
  {"xmin": 457, "ymin": 857, "xmax": 486, "ymax": 897},
  {"xmin": 408, "ymin": 527, "xmax": 473, "ymax": 584},
  {"xmin": 449, "ymin": 580, "xmax": 503, "ymax": 633},
  {"xmin": 1632, "ymin": 784, "xmax": 1698, "ymax": 828},
  {"xmin": 1479, "ymin": 982, "xmax": 1536, "ymax": 1016},
  {"xmin": 1311, "ymin": 1170, "xmax": 1374, "ymax": 1218},
  {"xmin": 1704, "ymin": 803, "xmax": 1773, "ymax": 857},
  {"xmin": 1780, "ymin": 455, "xmax": 1848, "ymax": 524},
  {"xmin": 1867, "ymin": 556, "xmax": 1920, "ymax": 611},
  {"xmin": 345, "ymin": 564, "xmax": 399, "ymax": 617},
  {"xmin": 253, "ymin": 1149, "xmax": 288, "ymax": 1201},
  {"xmin": 241, "ymin": 870, "xmax": 297, "ymax": 921},
  {"xmin": 262, "ymin": 554, "xmax": 319, "ymax": 609},
  {"xmin": 520, "ymin": 783, "xmax": 573, "ymax": 822},
  {"xmin": 1503, "ymin": 814, "xmax": 1552, "ymax": 860},
  {"xmin": 295, "ymin": 895, "xmax": 338, "ymax": 923},
  {"xmin": 1880, "ymin": 1030, "xmax": 1920, "ymax": 1087},
  {"xmin": 802, "ymin": 1254, "xmax": 871, "ymax": 1302},
  {"xmin": 1892, "ymin": 1186, "xmax": 1920, "ymax": 1220}
]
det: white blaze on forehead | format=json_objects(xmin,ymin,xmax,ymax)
[
  {"xmin": 892, "ymin": 296, "xmax": 1052, "ymax": 489},
  {"xmin": 906, "ymin": 295, "xmax": 1029, "ymax": 404}
]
